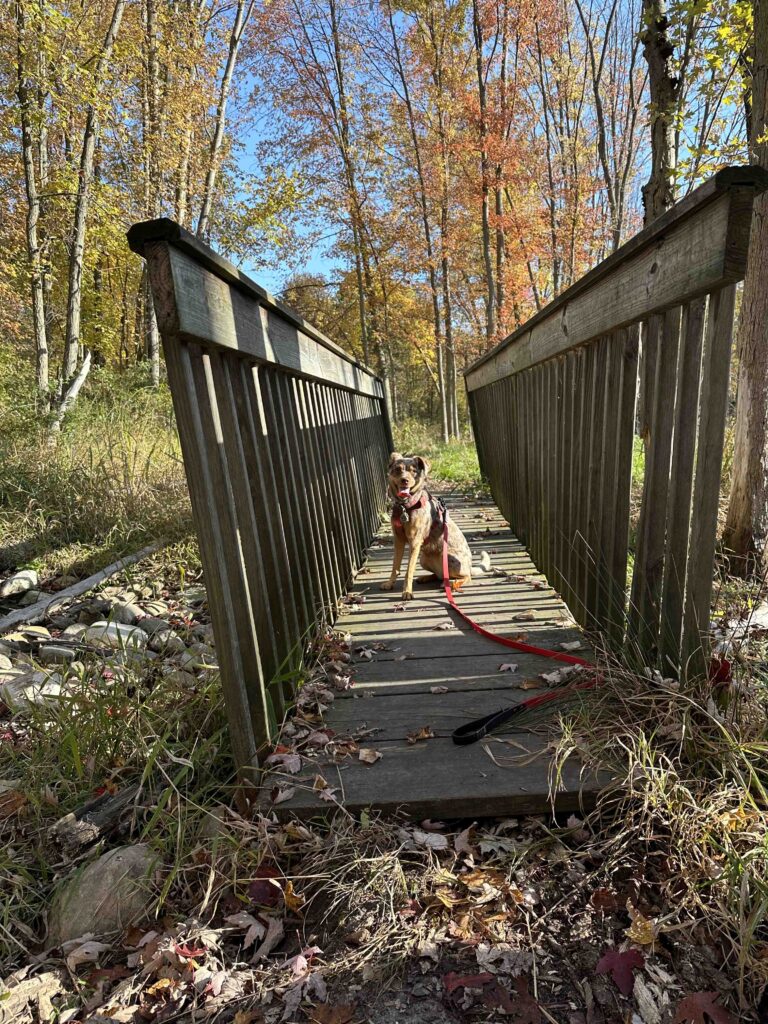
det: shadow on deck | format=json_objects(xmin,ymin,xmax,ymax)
[{"xmin": 265, "ymin": 491, "xmax": 605, "ymax": 819}]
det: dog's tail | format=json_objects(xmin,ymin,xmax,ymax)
[{"xmin": 474, "ymin": 550, "xmax": 492, "ymax": 574}]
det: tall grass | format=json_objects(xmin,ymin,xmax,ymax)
[
  {"xmin": 0, "ymin": 363, "xmax": 192, "ymax": 578},
  {"xmin": 394, "ymin": 418, "xmax": 484, "ymax": 490}
]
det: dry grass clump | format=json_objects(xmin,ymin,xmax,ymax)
[
  {"xmin": 553, "ymin": 656, "xmax": 768, "ymax": 1006},
  {"xmin": 0, "ymin": 366, "xmax": 192, "ymax": 579}
]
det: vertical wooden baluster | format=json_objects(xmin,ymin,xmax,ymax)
[
  {"xmin": 595, "ymin": 332, "xmax": 621, "ymax": 636},
  {"xmin": 683, "ymin": 285, "xmax": 737, "ymax": 676},
  {"xmin": 659, "ymin": 298, "xmax": 707, "ymax": 673},
  {"xmin": 629, "ymin": 308, "xmax": 682, "ymax": 661},
  {"xmin": 584, "ymin": 338, "xmax": 608, "ymax": 631},
  {"xmin": 186, "ymin": 345, "xmax": 274, "ymax": 750},
  {"xmin": 252, "ymin": 366, "xmax": 312, "ymax": 636}
]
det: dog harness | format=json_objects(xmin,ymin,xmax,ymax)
[{"xmin": 391, "ymin": 490, "xmax": 446, "ymax": 538}]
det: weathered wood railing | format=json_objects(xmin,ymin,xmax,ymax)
[
  {"xmin": 128, "ymin": 219, "xmax": 392, "ymax": 779},
  {"xmin": 466, "ymin": 167, "xmax": 768, "ymax": 676}
]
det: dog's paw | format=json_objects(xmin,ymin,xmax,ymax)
[
  {"xmin": 381, "ymin": 580, "xmax": 395, "ymax": 591},
  {"xmin": 401, "ymin": 589, "xmax": 414, "ymax": 601}
]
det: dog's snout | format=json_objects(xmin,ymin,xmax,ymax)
[{"xmin": 401, "ymin": 477, "xmax": 409, "ymax": 486}]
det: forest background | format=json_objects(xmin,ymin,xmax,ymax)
[{"xmin": 0, "ymin": 0, "xmax": 758, "ymax": 576}]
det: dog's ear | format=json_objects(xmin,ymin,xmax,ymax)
[
  {"xmin": 388, "ymin": 451, "xmax": 403, "ymax": 466},
  {"xmin": 415, "ymin": 456, "xmax": 431, "ymax": 477}
]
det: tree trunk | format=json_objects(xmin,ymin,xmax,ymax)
[
  {"xmin": 723, "ymin": 0, "xmax": 768, "ymax": 572},
  {"xmin": 15, "ymin": 0, "xmax": 49, "ymax": 407},
  {"xmin": 197, "ymin": 0, "xmax": 254, "ymax": 239},
  {"xmin": 472, "ymin": 0, "xmax": 495, "ymax": 339},
  {"xmin": 62, "ymin": 0, "xmax": 127, "ymax": 385},
  {"xmin": 144, "ymin": 0, "xmax": 160, "ymax": 385},
  {"xmin": 640, "ymin": 0, "xmax": 680, "ymax": 224}
]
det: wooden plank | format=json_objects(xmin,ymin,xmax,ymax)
[
  {"xmin": 608, "ymin": 325, "xmax": 639, "ymax": 645},
  {"xmin": 465, "ymin": 168, "xmax": 768, "ymax": 389},
  {"xmin": 629, "ymin": 309, "xmax": 681, "ymax": 660},
  {"xmin": 584, "ymin": 338, "xmax": 607, "ymax": 629},
  {"xmin": 659, "ymin": 298, "xmax": 707, "ymax": 672},
  {"xmin": 267, "ymin": 733, "xmax": 605, "ymax": 820},
  {"xmin": 128, "ymin": 218, "xmax": 383, "ymax": 389},
  {"xmin": 682, "ymin": 285, "xmax": 737, "ymax": 675},
  {"xmin": 595, "ymin": 331, "xmax": 622, "ymax": 634}
]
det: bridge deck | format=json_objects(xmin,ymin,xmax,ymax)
[{"xmin": 265, "ymin": 491, "xmax": 603, "ymax": 819}]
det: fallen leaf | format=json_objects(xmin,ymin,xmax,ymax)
[
  {"xmin": 265, "ymin": 751, "xmax": 302, "ymax": 774},
  {"xmin": 359, "ymin": 748, "xmax": 382, "ymax": 764},
  {"xmin": 313, "ymin": 774, "xmax": 329, "ymax": 790},
  {"xmin": 672, "ymin": 991, "xmax": 736, "ymax": 1024},
  {"xmin": 596, "ymin": 947, "xmax": 644, "ymax": 996},
  {"xmin": 0, "ymin": 787, "xmax": 27, "ymax": 819},
  {"xmin": 309, "ymin": 1003, "xmax": 355, "ymax": 1024},
  {"xmin": 271, "ymin": 786, "xmax": 295, "ymax": 805},
  {"xmin": 590, "ymin": 887, "xmax": 621, "ymax": 913},
  {"xmin": 520, "ymin": 679, "xmax": 543, "ymax": 690},
  {"xmin": 252, "ymin": 916, "xmax": 284, "ymax": 960},
  {"xmin": 233, "ymin": 1010, "xmax": 264, "ymax": 1024},
  {"xmin": 248, "ymin": 864, "xmax": 282, "ymax": 908},
  {"xmin": 406, "ymin": 726, "xmax": 434, "ymax": 744},
  {"xmin": 560, "ymin": 640, "xmax": 583, "ymax": 651},
  {"xmin": 430, "ymin": 686, "xmax": 449, "ymax": 694},
  {"xmin": 146, "ymin": 977, "xmax": 177, "ymax": 997},
  {"xmin": 625, "ymin": 901, "xmax": 656, "ymax": 945},
  {"xmin": 454, "ymin": 823, "xmax": 476, "ymax": 855},
  {"xmin": 443, "ymin": 971, "xmax": 495, "ymax": 995},
  {"xmin": 284, "ymin": 880, "xmax": 305, "ymax": 913},
  {"xmin": 65, "ymin": 940, "xmax": 112, "ymax": 971},
  {"xmin": 356, "ymin": 647, "xmax": 375, "ymax": 661},
  {"xmin": 499, "ymin": 663, "xmax": 518, "ymax": 673},
  {"xmin": 413, "ymin": 829, "xmax": 449, "ymax": 850},
  {"xmin": 432, "ymin": 621, "xmax": 456, "ymax": 630}
]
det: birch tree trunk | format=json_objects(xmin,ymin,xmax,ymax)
[
  {"xmin": 61, "ymin": 0, "xmax": 127, "ymax": 385},
  {"xmin": 15, "ymin": 0, "xmax": 49, "ymax": 407},
  {"xmin": 144, "ymin": 0, "xmax": 160, "ymax": 385},
  {"xmin": 197, "ymin": 0, "xmax": 254, "ymax": 239},
  {"xmin": 723, "ymin": 0, "xmax": 768, "ymax": 572}
]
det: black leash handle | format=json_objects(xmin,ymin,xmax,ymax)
[{"xmin": 452, "ymin": 703, "xmax": 524, "ymax": 744}]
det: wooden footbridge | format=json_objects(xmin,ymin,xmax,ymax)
[{"xmin": 128, "ymin": 166, "xmax": 767, "ymax": 818}]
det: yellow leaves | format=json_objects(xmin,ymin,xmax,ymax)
[{"xmin": 625, "ymin": 901, "xmax": 657, "ymax": 946}]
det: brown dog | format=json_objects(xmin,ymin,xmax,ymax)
[{"xmin": 382, "ymin": 452, "xmax": 473, "ymax": 600}]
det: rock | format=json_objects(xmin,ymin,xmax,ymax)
[
  {"xmin": 83, "ymin": 622, "xmax": 148, "ymax": 649},
  {"xmin": 136, "ymin": 615, "xmax": 170, "ymax": 636},
  {"xmin": 0, "ymin": 967, "xmax": 67, "ymax": 1024},
  {"xmin": 62, "ymin": 624, "xmax": 87, "ymax": 638},
  {"xmin": 161, "ymin": 669, "xmax": 197, "ymax": 688},
  {"xmin": 111, "ymin": 602, "xmax": 145, "ymax": 626},
  {"xmin": 142, "ymin": 600, "xmax": 169, "ymax": 617},
  {"xmin": 47, "ymin": 844, "xmax": 158, "ymax": 945},
  {"xmin": 148, "ymin": 630, "xmax": 186, "ymax": 654},
  {"xmin": 192, "ymin": 624, "xmax": 215, "ymax": 642},
  {"xmin": 18, "ymin": 589, "xmax": 48, "ymax": 607},
  {"xmin": 180, "ymin": 586, "xmax": 206, "ymax": 606},
  {"xmin": 1, "ymin": 670, "xmax": 63, "ymax": 711},
  {"xmin": 49, "ymin": 614, "xmax": 76, "ymax": 629},
  {"xmin": 0, "ymin": 569, "xmax": 38, "ymax": 600},
  {"xmin": 57, "ymin": 575, "xmax": 79, "ymax": 588},
  {"xmin": 38, "ymin": 645, "xmax": 78, "ymax": 666},
  {"xmin": 188, "ymin": 642, "xmax": 215, "ymax": 659}
]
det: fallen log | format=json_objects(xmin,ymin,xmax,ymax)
[{"xmin": 0, "ymin": 541, "xmax": 166, "ymax": 635}]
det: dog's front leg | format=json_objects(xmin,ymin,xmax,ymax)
[
  {"xmin": 402, "ymin": 536, "xmax": 424, "ymax": 600},
  {"xmin": 381, "ymin": 530, "xmax": 406, "ymax": 591}
]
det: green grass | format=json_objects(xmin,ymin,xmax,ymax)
[
  {"xmin": 393, "ymin": 419, "xmax": 485, "ymax": 490},
  {"xmin": 0, "ymin": 365, "xmax": 192, "ymax": 581}
]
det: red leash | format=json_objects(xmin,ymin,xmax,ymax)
[{"xmin": 440, "ymin": 513, "xmax": 599, "ymax": 744}]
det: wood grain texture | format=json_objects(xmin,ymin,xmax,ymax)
[
  {"xmin": 465, "ymin": 169, "xmax": 767, "ymax": 389},
  {"xmin": 264, "ymin": 492, "xmax": 599, "ymax": 820}
]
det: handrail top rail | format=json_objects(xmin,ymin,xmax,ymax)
[
  {"xmin": 464, "ymin": 165, "xmax": 768, "ymax": 380},
  {"xmin": 127, "ymin": 217, "xmax": 381, "ymax": 382}
]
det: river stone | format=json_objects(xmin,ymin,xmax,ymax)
[
  {"xmin": 1, "ymin": 671, "xmax": 63, "ymax": 711},
  {"xmin": 143, "ymin": 600, "xmax": 169, "ymax": 617},
  {"xmin": 83, "ymin": 622, "xmax": 148, "ymax": 649},
  {"xmin": 0, "ymin": 570, "xmax": 38, "ymax": 600},
  {"xmin": 62, "ymin": 624, "xmax": 87, "ymax": 638},
  {"xmin": 18, "ymin": 589, "xmax": 47, "ymax": 607},
  {"xmin": 38, "ymin": 645, "xmax": 77, "ymax": 666},
  {"xmin": 47, "ymin": 844, "xmax": 158, "ymax": 945},
  {"xmin": 137, "ymin": 615, "xmax": 170, "ymax": 636},
  {"xmin": 148, "ymin": 630, "xmax": 186, "ymax": 654},
  {"xmin": 112, "ymin": 602, "xmax": 145, "ymax": 626}
]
